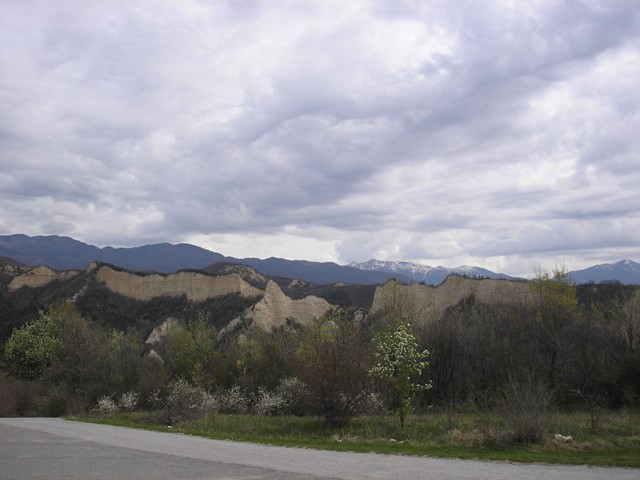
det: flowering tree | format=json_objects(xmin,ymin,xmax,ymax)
[
  {"xmin": 370, "ymin": 322, "xmax": 430, "ymax": 427},
  {"xmin": 4, "ymin": 309, "xmax": 60, "ymax": 380}
]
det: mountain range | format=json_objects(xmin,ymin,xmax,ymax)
[
  {"xmin": 0, "ymin": 234, "xmax": 638, "ymax": 285},
  {"xmin": 0, "ymin": 234, "xmax": 406, "ymax": 285},
  {"xmin": 567, "ymin": 259, "xmax": 640, "ymax": 285},
  {"xmin": 349, "ymin": 259, "xmax": 517, "ymax": 285}
]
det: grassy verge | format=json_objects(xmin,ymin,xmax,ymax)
[{"xmin": 72, "ymin": 410, "xmax": 640, "ymax": 468}]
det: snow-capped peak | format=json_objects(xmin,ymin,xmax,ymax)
[{"xmin": 349, "ymin": 259, "xmax": 515, "ymax": 285}]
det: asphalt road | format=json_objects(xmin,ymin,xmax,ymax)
[{"xmin": 0, "ymin": 418, "xmax": 637, "ymax": 480}]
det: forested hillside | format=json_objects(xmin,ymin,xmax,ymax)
[{"xmin": 1, "ymin": 261, "xmax": 638, "ymax": 423}]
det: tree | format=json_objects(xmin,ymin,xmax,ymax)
[
  {"xmin": 370, "ymin": 322, "xmax": 430, "ymax": 427},
  {"xmin": 229, "ymin": 327, "xmax": 290, "ymax": 391},
  {"xmin": 620, "ymin": 289, "xmax": 640, "ymax": 353},
  {"xmin": 103, "ymin": 330, "xmax": 140, "ymax": 394},
  {"xmin": 159, "ymin": 315, "xmax": 221, "ymax": 388},
  {"xmin": 295, "ymin": 314, "xmax": 373, "ymax": 426},
  {"xmin": 529, "ymin": 267, "xmax": 580, "ymax": 389},
  {"xmin": 45, "ymin": 303, "xmax": 112, "ymax": 407},
  {"xmin": 4, "ymin": 309, "xmax": 59, "ymax": 380},
  {"xmin": 422, "ymin": 306, "xmax": 464, "ymax": 406},
  {"xmin": 4, "ymin": 303, "xmax": 126, "ymax": 411}
]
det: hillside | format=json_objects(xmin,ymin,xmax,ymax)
[
  {"xmin": 3, "ymin": 254, "xmax": 639, "ymax": 419},
  {"xmin": 3, "ymin": 248, "xmax": 639, "ymax": 354},
  {"xmin": 0, "ymin": 262, "xmax": 356, "ymax": 343},
  {"xmin": 2, "ymin": 260, "xmax": 533, "ymax": 340}
]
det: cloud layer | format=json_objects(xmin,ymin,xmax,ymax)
[{"xmin": 1, "ymin": 0, "xmax": 639, "ymax": 276}]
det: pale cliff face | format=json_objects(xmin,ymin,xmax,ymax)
[
  {"xmin": 251, "ymin": 281, "xmax": 334, "ymax": 330},
  {"xmin": 94, "ymin": 266, "xmax": 264, "ymax": 302},
  {"xmin": 7, "ymin": 264, "xmax": 264, "ymax": 302},
  {"xmin": 8, "ymin": 266, "xmax": 80, "ymax": 291},
  {"xmin": 221, "ymin": 280, "xmax": 335, "ymax": 335},
  {"xmin": 6, "ymin": 265, "xmax": 334, "ymax": 335},
  {"xmin": 371, "ymin": 276, "xmax": 532, "ymax": 318}
]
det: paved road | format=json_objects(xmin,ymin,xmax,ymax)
[{"xmin": 0, "ymin": 418, "xmax": 637, "ymax": 480}]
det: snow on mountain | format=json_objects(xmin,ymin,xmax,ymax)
[
  {"xmin": 350, "ymin": 260, "xmax": 433, "ymax": 278},
  {"xmin": 349, "ymin": 260, "xmax": 516, "ymax": 285},
  {"xmin": 568, "ymin": 259, "xmax": 640, "ymax": 285}
]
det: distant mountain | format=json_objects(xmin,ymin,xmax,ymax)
[
  {"xmin": 3, "ymin": 234, "xmax": 637, "ymax": 286},
  {"xmin": 0, "ymin": 234, "xmax": 408, "ymax": 285},
  {"xmin": 568, "ymin": 259, "xmax": 640, "ymax": 285},
  {"xmin": 219, "ymin": 257, "xmax": 410, "ymax": 286},
  {"xmin": 349, "ymin": 259, "xmax": 517, "ymax": 285},
  {"xmin": 0, "ymin": 234, "xmax": 224, "ymax": 272}
]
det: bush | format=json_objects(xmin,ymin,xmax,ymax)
[
  {"xmin": 166, "ymin": 378, "xmax": 212, "ymax": 422},
  {"xmin": 254, "ymin": 387, "xmax": 287, "ymax": 416},
  {"xmin": 276, "ymin": 377, "xmax": 312, "ymax": 416},
  {"xmin": 359, "ymin": 391, "xmax": 387, "ymax": 416},
  {"xmin": 94, "ymin": 395, "xmax": 119, "ymax": 414},
  {"xmin": 118, "ymin": 391, "xmax": 139, "ymax": 411},
  {"xmin": 295, "ymin": 316, "xmax": 373, "ymax": 426},
  {"xmin": 42, "ymin": 390, "xmax": 67, "ymax": 417},
  {"xmin": 218, "ymin": 385, "xmax": 250, "ymax": 414},
  {"xmin": 499, "ymin": 380, "xmax": 553, "ymax": 444},
  {"xmin": 147, "ymin": 389, "xmax": 164, "ymax": 410}
]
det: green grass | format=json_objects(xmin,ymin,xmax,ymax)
[{"xmin": 73, "ymin": 410, "xmax": 640, "ymax": 468}]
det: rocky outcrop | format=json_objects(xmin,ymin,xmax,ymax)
[
  {"xmin": 8, "ymin": 266, "xmax": 80, "ymax": 291},
  {"xmin": 95, "ymin": 265, "xmax": 263, "ymax": 302},
  {"xmin": 145, "ymin": 318, "xmax": 177, "ymax": 344},
  {"xmin": 371, "ymin": 276, "xmax": 532, "ymax": 315},
  {"xmin": 221, "ymin": 280, "xmax": 334, "ymax": 335},
  {"xmin": 205, "ymin": 263, "xmax": 268, "ymax": 287},
  {"xmin": 287, "ymin": 278, "xmax": 306, "ymax": 288}
]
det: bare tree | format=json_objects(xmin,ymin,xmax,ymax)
[
  {"xmin": 621, "ymin": 289, "xmax": 640, "ymax": 353},
  {"xmin": 294, "ymin": 314, "xmax": 373, "ymax": 426}
]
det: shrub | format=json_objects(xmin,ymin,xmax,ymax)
[
  {"xmin": 276, "ymin": 377, "xmax": 312, "ymax": 416},
  {"xmin": 166, "ymin": 378, "xmax": 210, "ymax": 422},
  {"xmin": 295, "ymin": 316, "xmax": 373, "ymax": 426},
  {"xmin": 147, "ymin": 389, "xmax": 164, "ymax": 410},
  {"xmin": 359, "ymin": 391, "xmax": 387, "ymax": 416},
  {"xmin": 118, "ymin": 391, "xmax": 139, "ymax": 411},
  {"xmin": 254, "ymin": 387, "xmax": 287, "ymax": 416},
  {"xmin": 41, "ymin": 385, "xmax": 68, "ymax": 417},
  {"xmin": 200, "ymin": 391, "xmax": 218, "ymax": 414},
  {"xmin": 218, "ymin": 385, "xmax": 250, "ymax": 414},
  {"xmin": 94, "ymin": 395, "xmax": 119, "ymax": 414},
  {"xmin": 499, "ymin": 380, "xmax": 553, "ymax": 444}
]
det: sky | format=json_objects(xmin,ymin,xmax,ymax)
[{"xmin": 1, "ymin": 1, "xmax": 639, "ymax": 277}]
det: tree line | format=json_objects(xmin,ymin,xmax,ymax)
[{"xmin": 2, "ymin": 270, "xmax": 639, "ymax": 427}]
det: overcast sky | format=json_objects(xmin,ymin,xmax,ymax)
[{"xmin": 1, "ymin": 1, "xmax": 639, "ymax": 277}]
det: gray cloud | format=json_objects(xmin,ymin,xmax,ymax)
[{"xmin": 1, "ymin": 0, "xmax": 639, "ymax": 276}]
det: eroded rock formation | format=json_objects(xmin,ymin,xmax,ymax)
[
  {"xmin": 371, "ymin": 275, "xmax": 532, "ymax": 315},
  {"xmin": 8, "ymin": 266, "xmax": 80, "ymax": 291},
  {"xmin": 205, "ymin": 263, "xmax": 267, "ymax": 287},
  {"xmin": 145, "ymin": 318, "xmax": 177, "ymax": 344},
  {"xmin": 221, "ymin": 280, "xmax": 334, "ymax": 335},
  {"xmin": 95, "ymin": 266, "xmax": 263, "ymax": 301}
]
